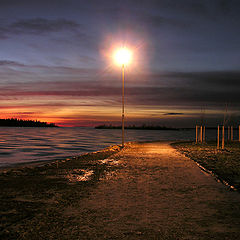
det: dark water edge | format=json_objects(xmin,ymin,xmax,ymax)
[{"xmin": 0, "ymin": 127, "xmax": 225, "ymax": 167}]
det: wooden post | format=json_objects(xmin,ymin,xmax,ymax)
[
  {"xmin": 228, "ymin": 126, "xmax": 230, "ymax": 141},
  {"xmin": 196, "ymin": 125, "xmax": 198, "ymax": 143},
  {"xmin": 239, "ymin": 125, "xmax": 240, "ymax": 142},
  {"xmin": 198, "ymin": 126, "xmax": 201, "ymax": 142},
  {"xmin": 217, "ymin": 125, "xmax": 220, "ymax": 150},
  {"xmin": 231, "ymin": 126, "xmax": 233, "ymax": 141},
  {"xmin": 203, "ymin": 126, "xmax": 206, "ymax": 142},
  {"xmin": 222, "ymin": 125, "xmax": 225, "ymax": 150},
  {"xmin": 200, "ymin": 126, "xmax": 203, "ymax": 143}
]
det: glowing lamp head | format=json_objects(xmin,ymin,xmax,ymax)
[{"xmin": 114, "ymin": 48, "xmax": 132, "ymax": 65}]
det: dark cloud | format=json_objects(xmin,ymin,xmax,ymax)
[
  {"xmin": 12, "ymin": 18, "xmax": 79, "ymax": 33},
  {"xmin": 0, "ymin": 61, "xmax": 240, "ymax": 109},
  {"xmin": 219, "ymin": 0, "xmax": 230, "ymax": 12},
  {"xmin": 163, "ymin": 113, "xmax": 184, "ymax": 116},
  {"xmin": 1, "ymin": 76, "xmax": 239, "ymax": 109},
  {"xmin": 218, "ymin": 0, "xmax": 234, "ymax": 14},
  {"xmin": 0, "ymin": 18, "xmax": 80, "ymax": 39},
  {"xmin": 0, "ymin": 60, "xmax": 25, "ymax": 66},
  {"xmin": 150, "ymin": 0, "xmax": 240, "ymax": 17},
  {"xmin": 96, "ymin": 6, "xmax": 190, "ymax": 30},
  {"xmin": 168, "ymin": 71, "xmax": 240, "ymax": 90},
  {"xmin": 1, "ymin": 59, "xmax": 240, "ymax": 92},
  {"xmin": 134, "ymin": 13, "xmax": 192, "ymax": 30},
  {"xmin": 16, "ymin": 112, "xmax": 35, "ymax": 115},
  {"xmin": 127, "ymin": 87, "xmax": 240, "ymax": 108},
  {"xmin": 160, "ymin": 0, "xmax": 207, "ymax": 16},
  {"xmin": 0, "ymin": 0, "xmax": 68, "ymax": 7}
]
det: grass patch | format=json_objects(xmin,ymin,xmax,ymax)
[
  {"xmin": 172, "ymin": 141, "xmax": 240, "ymax": 191},
  {"xmin": 0, "ymin": 145, "xmax": 121, "ymax": 239}
]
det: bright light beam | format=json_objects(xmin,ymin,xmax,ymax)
[{"xmin": 114, "ymin": 48, "xmax": 132, "ymax": 65}]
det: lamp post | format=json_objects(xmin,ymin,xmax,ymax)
[
  {"xmin": 114, "ymin": 47, "xmax": 131, "ymax": 148},
  {"xmin": 121, "ymin": 64, "xmax": 125, "ymax": 147}
]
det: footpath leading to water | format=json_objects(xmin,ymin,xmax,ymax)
[{"xmin": 1, "ymin": 142, "xmax": 240, "ymax": 239}]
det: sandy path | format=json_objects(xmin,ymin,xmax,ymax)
[{"xmin": 69, "ymin": 142, "xmax": 240, "ymax": 239}]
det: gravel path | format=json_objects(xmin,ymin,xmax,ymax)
[{"xmin": 74, "ymin": 141, "xmax": 240, "ymax": 239}]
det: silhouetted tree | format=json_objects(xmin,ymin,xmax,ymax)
[{"xmin": 0, "ymin": 118, "xmax": 58, "ymax": 127}]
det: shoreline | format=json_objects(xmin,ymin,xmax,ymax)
[
  {"xmin": 0, "ymin": 143, "xmax": 124, "ymax": 173},
  {"xmin": 0, "ymin": 142, "xmax": 123, "ymax": 239},
  {"xmin": 0, "ymin": 140, "xmax": 160, "ymax": 172},
  {"xmin": 0, "ymin": 159, "xmax": 59, "ymax": 172},
  {"xmin": 2, "ymin": 139, "xmax": 239, "ymax": 193}
]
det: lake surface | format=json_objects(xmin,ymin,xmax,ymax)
[{"xmin": 0, "ymin": 127, "xmax": 219, "ymax": 167}]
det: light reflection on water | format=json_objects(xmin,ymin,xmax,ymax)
[{"xmin": 0, "ymin": 127, "xmax": 218, "ymax": 167}]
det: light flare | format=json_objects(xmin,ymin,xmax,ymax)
[{"xmin": 114, "ymin": 48, "xmax": 132, "ymax": 65}]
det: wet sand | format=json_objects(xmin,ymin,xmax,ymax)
[{"xmin": 1, "ymin": 141, "xmax": 240, "ymax": 239}]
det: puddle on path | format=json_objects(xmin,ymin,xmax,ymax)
[{"xmin": 66, "ymin": 169, "xmax": 94, "ymax": 182}]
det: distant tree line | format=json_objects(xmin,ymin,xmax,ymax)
[
  {"xmin": 0, "ymin": 118, "xmax": 58, "ymax": 127},
  {"xmin": 95, "ymin": 124, "xmax": 178, "ymax": 130}
]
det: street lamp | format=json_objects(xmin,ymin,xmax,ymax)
[{"xmin": 114, "ymin": 47, "xmax": 132, "ymax": 147}]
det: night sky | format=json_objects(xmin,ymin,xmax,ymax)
[{"xmin": 0, "ymin": 0, "xmax": 240, "ymax": 127}]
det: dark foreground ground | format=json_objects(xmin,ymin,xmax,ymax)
[
  {"xmin": 0, "ymin": 145, "xmax": 121, "ymax": 239},
  {"xmin": 1, "ymin": 142, "xmax": 240, "ymax": 239}
]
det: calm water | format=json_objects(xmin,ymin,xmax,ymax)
[{"xmin": 0, "ymin": 127, "xmax": 218, "ymax": 167}]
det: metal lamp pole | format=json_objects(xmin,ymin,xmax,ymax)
[
  {"xmin": 115, "ymin": 47, "xmax": 131, "ymax": 148},
  {"xmin": 122, "ymin": 64, "xmax": 125, "ymax": 147}
]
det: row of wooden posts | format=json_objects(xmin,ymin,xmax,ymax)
[
  {"xmin": 196, "ymin": 125, "xmax": 240, "ymax": 150},
  {"xmin": 195, "ymin": 125, "xmax": 206, "ymax": 143}
]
